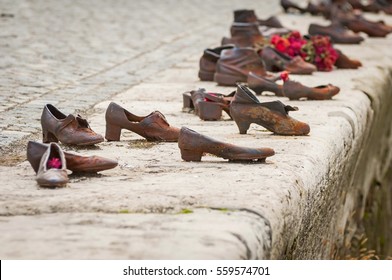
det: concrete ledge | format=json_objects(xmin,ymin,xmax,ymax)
[{"xmin": 0, "ymin": 2, "xmax": 392, "ymax": 259}]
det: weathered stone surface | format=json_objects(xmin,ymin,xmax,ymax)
[{"xmin": 0, "ymin": 0, "xmax": 391, "ymax": 259}]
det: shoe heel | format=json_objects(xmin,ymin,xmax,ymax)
[
  {"xmin": 105, "ymin": 123, "xmax": 122, "ymax": 141},
  {"xmin": 42, "ymin": 129, "xmax": 58, "ymax": 143},
  {"xmin": 235, "ymin": 121, "xmax": 251, "ymax": 134},
  {"xmin": 198, "ymin": 102, "xmax": 222, "ymax": 121},
  {"xmin": 180, "ymin": 148, "xmax": 203, "ymax": 162},
  {"xmin": 182, "ymin": 93, "xmax": 194, "ymax": 110}
]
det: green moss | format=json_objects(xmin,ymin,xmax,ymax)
[
  {"xmin": 119, "ymin": 209, "xmax": 129, "ymax": 214},
  {"xmin": 178, "ymin": 208, "xmax": 193, "ymax": 214}
]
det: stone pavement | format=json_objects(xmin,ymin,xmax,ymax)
[{"xmin": 1, "ymin": 0, "xmax": 392, "ymax": 259}]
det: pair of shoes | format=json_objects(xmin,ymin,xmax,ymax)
[
  {"xmin": 30, "ymin": 142, "xmax": 68, "ymax": 188},
  {"xmin": 281, "ymin": 0, "xmax": 331, "ymax": 17},
  {"xmin": 261, "ymin": 46, "xmax": 317, "ymax": 75},
  {"xmin": 248, "ymin": 72, "xmax": 340, "ymax": 100},
  {"xmin": 331, "ymin": 3, "xmax": 391, "ymax": 37},
  {"xmin": 43, "ymin": 103, "xmax": 180, "ymax": 144},
  {"xmin": 182, "ymin": 88, "xmax": 233, "ymax": 120},
  {"xmin": 178, "ymin": 127, "xmax": 275, "ymax": 162},
  {"xmin": 198, "ymin": 45, "xmax": 281, "ymax": 86},
  {"xmin": 308, "ymin": 22, "xmax": 364, "ymax": 44},
  {"xmin": 27, "ymin": 141, "xmax": 118, "ymax": 174},
  {"xmin": 230, "ymin": 84, "xmax": 310, "ymax": 135}
]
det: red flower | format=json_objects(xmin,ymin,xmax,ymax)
[
  {"xmin": 290, "ymin": 30, "xmax": 301, "ymax": 39},
  {"xmin": 275, "ymin": 37, "xmax": 290, "ymax": 52},
  {"xmin": 269, "ymin": 31, "xmax": 339, "ymax": 71},
  {"xmin": 47, "ymin": 157, "xmax": 62, "ymax": 169},
  {"xmin": 280, "ymin": 71, "xmax": 289, "ymax": 82},
  {"xmin": 270, "ymin": 35, "xmax": 280, "ymax": 45}
]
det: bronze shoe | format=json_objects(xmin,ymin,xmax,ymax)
[
  {"xmin": 308, "ymin": 22, "xmax": 364, "ymax": 44},
  {"xmin": 178, "ymin": 127, "xmax": 275, "ymax": 162},
  {"xmin": 183, "ymin": 89, "xmax": 233, "ymax": 120},
  {"xmin": 306, "ymin": 1, "xmax": 331, "ymax": 17},
  {"xmin": 230, "ymin": 84, "xmax": 310, "ymax": 135},
  {"xmin": 283, "ymin": 79, "xmax": 340, "ymax": 100},
  {"xmin": 261, "ymin": 46, "xmax": 317, "ymax": 75},
  {"xmin": 345, "ymin": 18, "xmax": 390, "ymax": 37},
  {"xmin": 27, "ymin": 141, "xmax": 118, "ymax": 173},
  {"xmin": 35, "ymin": 142, "xmax": 68, "ymax": 188},
  {"xmin": 221, "ymin": 22, "xmax": 265, "ymax": 48},
  {"xmin": 41, "ymin": 104, "xmax": 104, "ymax": 146},
  {"xmin": 201, "ymin": 91, "xmax": 234, "ymax": 119},
  {"xmin": 105, "ymin": 102, "xmax": 179, "ymax": 142},
  {"xmin": 233, "ymin": 9, "xmax": 289, "ymax": 36},
  {"xmin": 335, "ymin": 49, "xmax": 362, "ymax": 69},
  {"xmin": 199, "ymin": 45, "xmax": 235, "ymax": 81},
  {"xmin": 214, "ymin": 47, "xmax": 268, "ymax": 86}
]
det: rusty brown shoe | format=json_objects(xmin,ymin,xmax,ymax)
[
  {"xmin": 41, "ymin": 104, "xmax": 104, "ymax": 146},
  {"xmin": 214, "ymin": 47, "xmax": 267, "ymax": 86},
  {"xmin": 199, "ymin": 45, "xmax": 235, "ymax": 81},
  {"xmin": 35, "ymin": 142, "xmax": 68, "ymax": 188},
  {"xmin": 105, "ymin": 102, "xmax": 179, "ymax": 142},
  {"xmin": 178, "ymin": 127, "xmax": 275, "ymax": 162},
  {"xmin": 308, "ymin": 22, "xmax": 364, "ymax": 44},
  {"xmin": 233, "ymin": 9, "xmax": 285, "ymax": 28},
  {"xmin": 221, "ymin": 22, "xmax": 265, "ymax": 48},
  {"xmin": 230, "ymin": 84, "xmax": 310, "ymax": 135},
  {"xmin": 183, "ymin": 88, "xmax": 233, "ymax": 120},
  {"xmin": 283, "ymin": 79, "xmax": 340, "ymax": 100},
  {"xmin": 334, "ymin": 49, "xmax": 362, "ymax": 69},
  {"xmin": 27, "ymin": 141, "xmax": 118, "ymax": 173}
]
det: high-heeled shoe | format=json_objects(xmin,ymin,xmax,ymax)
[
  {"xmin": 261, "ymin": 46, "xmax": 317, "ymax": 75},
  {"xmin": 35, "ymin": 142, "xmax": 68, "ymax": 188},
  {"xmin": 105, "ymin": 102, "xmax": 179, "ymax": 142},
  {"xmin": 27, "ymin": 141, "xmax": 118, "ymax": 173},
  {"xmin": 183, "ymin": 89, "xmax": 233, "ymax": 120},
  {"xmin": 178, "ymin": 127, "xmax": 275, "ymax": 162},
  {"xmin": 41, "ymin": 104, "xmax": 104, "ymax": 145},
  {"xmin": 230, "ymin": 84, "xmax": 310, "ymax": 135},
  {"xmin": 201, "ymin": 91, "xmax": 234, "ymax": 119}
]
